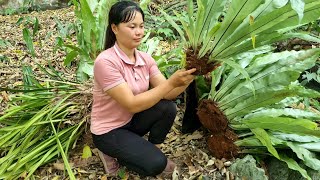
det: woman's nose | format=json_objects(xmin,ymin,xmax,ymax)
[{"xmin": 136, "ymin": 27, "xmax": 144, "ymax": 35}]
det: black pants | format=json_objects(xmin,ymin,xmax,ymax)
[{"xmin": 92, "ymin": 99, "xmax": 177, "ymax": 176}]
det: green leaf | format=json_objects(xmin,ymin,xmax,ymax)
[
  {"xmin": 139, "ymin": 0, "xmax": 151, "ymax": 11},
  {"xmin": 86, "ymin": 0, "xmax": 98, "ymax": 13},
  {"xmin": 234, "ymin": 116, "xmax": 320, "ymax": 137},
  {"xmin": 210, "ymin": 0, "xmax": 263, "ymax": 55},
  {"xmin": 286, "ymin": 142, "xmax": 320, "ymax": 171},
  {"xmin": 279, "ymin": 154, "xmax": 311, "ymax": 180},
  {"xmin": 26, "ymin": 148, "xmax": 55, "ymax": 179},
  {"xmin": 33, "ymin": 17, "xmax": 39, "ymax": 37},
  {"xmin": 96, "ymin": 0, "xmax": 114, "ymax": 51},
  {"xmin": 80, "ymin": 61, "xmax": 94, "ymax": 77},
  {"xmin": 235, "ymin": 136, "xmax": 263, "ymax": 147},
  {"xmin": 193, "ymin": 0, "xmax": 206, "ymax": 48},
  {"xmin": 47, "ymin": 97, "xmax": 76, "ymax": 179},
  {"xmin": 197, "ymin": 0, "xmax": 227, "ymax": 53},
  {"xmin": 299, "ymin": 142, "xmax": 320, "ymax": 152},
  {"xmin": 218, "ymin": 49, "xmax": 320, "ymax": 117},
  {"xmin": 199, "ymin": 22, "xmax": 221, "ymax": 57},
  {"xmin": 145, "ymin": 38, "xmax": 160, "ymax": 55},
  {"xmin": 64, "ymin": 51, "xmax": 79, "ymax": 67},
  {"xmin": 16, "ymin": 17, "xmax": 24, "ymax": 25},
  {"xmin": 221, "ymin": 59, "xmax": 255, "ymax": 97},
  {"xmin": 244, "ymin": 108, "xmax": 320, "ymax": 121},
  {"xmin": 290, "ymin": 0, "xmax": 305, "ymax": 23},
  {"xmin": 251, "ymin": 128, "xmax": 280, "ymax": 159},
  {"xmin": 160, "ymin": 10, "xmax": 186, "ymax": 42},
  {"xmin": 214, "ymin": 0, "xmax": 320, "ymax": 58},
  {"xmin": 273, "ymin": 132, "xmax": 320, "ymax": 143},
  {"xmin": 79, "ymin": 0, "xmax": 97, "ymax": 49},
  {"xmin": 118, "ymin": 168, "xmax": 127, "ymax": 179},
  {"xmin": 82, "ymin": 145, "xmax": 92, "ymax": 159},
  {"xmin": 23, "ymin": 28, "xmax": 36, "ymax": 57}
]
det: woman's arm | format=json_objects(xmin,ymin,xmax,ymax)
[
  {"xmin": 106, "ymin": 69, "xmax": 196, "ymax": 113},
  {"xmin": 150, "ymin": 74, "xmax": 191, "ymax": 100}
]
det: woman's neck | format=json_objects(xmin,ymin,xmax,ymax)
[{"xmin": 117, "ymin": 42, "xmax": 135, "ymax": 63}]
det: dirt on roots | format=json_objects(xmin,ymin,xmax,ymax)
[
  {"xmin": 197, "ymin": 99, "xmax": 239, "ymax": 159},
  {"xmin": 207, "ymin": 130, "xmax": 239, "ymax": 159},
  {"xmin": 185, "ymin": 48, "xmax": 220, "ymax": 75},
  {"xmin": 197, "ymin": 99, "xmax": 228, "ymax": 133}
]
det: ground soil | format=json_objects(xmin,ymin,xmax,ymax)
[{"xmin": 185, "ymin": 48, "xmax": 219, "ymax": 75}]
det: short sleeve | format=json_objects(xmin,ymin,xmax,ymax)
[{"xmin": 94, "ymin": 58, "xmax": 125, "ymax": 92}]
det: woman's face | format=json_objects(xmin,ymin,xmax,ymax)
[{"xmin": 112, "ymin": 11, "xmax": 144, "ymax": 49}]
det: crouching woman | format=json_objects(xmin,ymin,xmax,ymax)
[{"xmin": 91, "ymin": 0, "xmax": 196, "ymax": 177}]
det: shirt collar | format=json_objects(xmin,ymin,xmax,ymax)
[{"xmin": 113, "ymin": 43, "xmax": 145, "ymax": 66}]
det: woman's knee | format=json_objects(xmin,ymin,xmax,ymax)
[
  {"xmin": 159, "ymin": 99, "xmax": 177, "ymax": 119},
  {"xmin": 142, "ymin": 154, "xmax": 167, "ymax": 176}
]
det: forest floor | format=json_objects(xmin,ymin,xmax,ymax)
[{"xmin": 0, "ymin": 6, "xmax": 237, "ymax": 180}]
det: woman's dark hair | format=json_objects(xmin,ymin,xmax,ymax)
[{"xmin": 105, "ymin": 1, "xmax": 145, "ymax": 49}]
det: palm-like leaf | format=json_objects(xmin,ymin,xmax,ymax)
[
  {"xmin": 202, "ymin": 48, "xmax": 320, "ymax": 179},
  {"xmin": 164, "ymin": 1, "xmax": 320, "ymax": 177},
  {"xmin": 162, "ymin": 0, "xmax": 320, "ymax": 75}
]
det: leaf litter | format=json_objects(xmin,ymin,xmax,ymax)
[{"xmin": 0, "ymin": 5, "xmax": 241, "ymax": 180}]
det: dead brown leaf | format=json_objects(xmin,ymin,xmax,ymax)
[
  {"xmin": 214, "ymin": 159, "xmax": 224, "ymax": 170},
  {"xmin": 173, "ymin": 149, "xmax": 185, "ymax": 157},
  {"xmin": 1, "ymin": 91, "xmax": 9, "ymax": 101},
  {"xmin": 183, "ymin": 131, "xmax": 203, "ymax": 143},
  {"xmin": 53, "ymin": 162, "xmax": 74, "ymax": 170}
]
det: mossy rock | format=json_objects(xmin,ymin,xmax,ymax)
[{"xmin": 229, "ymin": 155, "xmax": 268, "ymax": 180}]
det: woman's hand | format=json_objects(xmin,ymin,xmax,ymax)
[{"xmin": 168, "ymin": 68, "xmax": 196, "ymax": 88}]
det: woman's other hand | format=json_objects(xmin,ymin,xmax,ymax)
[{"xmin": 168, "ymin": 68, "xmax": 196, "ymax": 87}]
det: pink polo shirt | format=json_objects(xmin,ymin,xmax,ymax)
[{"xmin": 90, "ymin": 43, "xmax": 161, "ymax": 135}]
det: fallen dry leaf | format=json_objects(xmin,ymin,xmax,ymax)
[
  {"xmin": 173, "ymin": 149, "xmax": 185, "ymax": 157},
  {"xmin": 100, "ymin": 175, "xmax": 108, "ymax": 180},
  {"xmin": 1, "ymin": 91, "xmax": 9, "ymax": 101},
  {"xmin": 188, "ymin": 165, "xmax": 199, "ymax": 176},
  {"xmin": 53, "ymin": 162, "xmax": 74, "ymax": 170},
  {"xmin": 206, "ymin": 158, "xmax": 215, "ymax": 167},
  {"xmin": 215, "ymin": 159, "xmax": 224, "ymax": 170},
  {"xmin": 183, "ymin": 131, "xmax": 203, "ymax": 143},
  {"xmin": 172, "ymin": 167, "xmax": 179, "ymax": 180}
]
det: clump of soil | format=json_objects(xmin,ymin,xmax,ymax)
[
  {"xmin": 185, "ymin": 48, "xmax": 220, "ymax": 75},
  {"xmin": 197, "ymin": 99, "xmax": 239, "ymax": 159},
  {"xmin": 207, "ymin": 130, "xmax": 239, "ymax": 159},
  {"xmin": 197, "ymin": 99, "xmax": 228, "ymax": 133}
]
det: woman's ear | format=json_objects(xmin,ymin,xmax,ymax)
[{"xmin": 111, "ymin": 24, "xmax": 118, "ymax": 35}]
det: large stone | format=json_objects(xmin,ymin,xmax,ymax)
[
  {"xmin": 229, "ymin": 155, "xmax": 268, "ymax": 180},
  {"xmin": 0, "ymin": 0, "xmax": 69, "ymax": 13}
]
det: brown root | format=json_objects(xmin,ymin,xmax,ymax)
[
  {"xmin": 197, "ymin": 99, "xmax": 239, "ymax": 159},
  {"xmin": 185, "ymin": 48, "xmax": 220, "ymax": 75},
  {"xmin": 197, "ymin": 99, "xmax": 228, "ymax": 133},
  {"xmin": 207, "ymin": 131, "xmax": 239, "ymax": 159}
]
